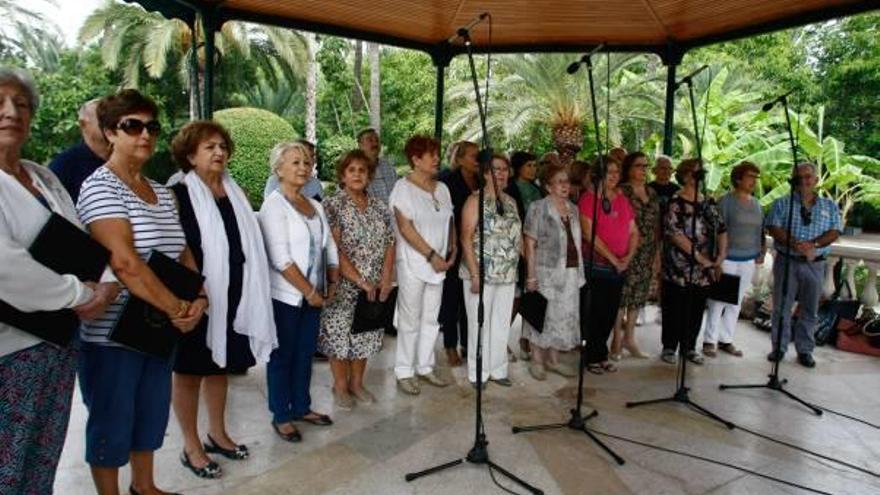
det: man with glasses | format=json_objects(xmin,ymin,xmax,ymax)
[{"xmin": 766, "ymin": 162, "xmax": 841, "ymax": 368}]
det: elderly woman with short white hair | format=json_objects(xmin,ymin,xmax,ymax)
[
  {"xmin": 0, "ymin": 67, "xmax": 118, "ymax": 493},
  {"xmin": 259, "ymin": 141, "xmax": 339, "ymax": 443}
]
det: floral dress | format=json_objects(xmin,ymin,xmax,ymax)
[
  {"xmin": 620, "ymin": 184, "xmax": 661, "ymax": 308},
  {"xmin": 318, "ymin": 190, "xmax": 395, "ymax": 360}
]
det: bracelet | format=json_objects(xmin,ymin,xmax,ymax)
[{"xmin": 425, "ymin": 249, "xmax": 436, "ymax": 263}]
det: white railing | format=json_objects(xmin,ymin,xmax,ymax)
[{"xmin": 760, "ymin": 234, "xmax": 880, "ymax": 308}]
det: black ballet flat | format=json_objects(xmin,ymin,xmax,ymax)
[
  {"xmin": 180, "ymin": 449, "xmax": 222, "ymax": 479},
  {"xmin": 204, "ymin": 434, "xmax": 249, "ymax": 460},
  {"xmin": 271, "ymin": 421, "xmax": 302, "ymax": 442},
  {"xmin": 294, "ymin": 412, "xmax": 333, "ymax": 426}
]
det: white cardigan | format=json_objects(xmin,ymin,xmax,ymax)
[
  {"xmin": 258, "ymin": 190, "xmax": 339, "ymax": 307},
  {"xmin": 0, "ymin": 161, "xmax": 95, "ymax": 357}
]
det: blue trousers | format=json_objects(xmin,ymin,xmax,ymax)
[
  {"xmin": 267, "ymin": 299, "xmax": 320, "ymax": 423},
  {"xmin": 771, "ymin": 256, "xmax": 824, "ymax": 354}
]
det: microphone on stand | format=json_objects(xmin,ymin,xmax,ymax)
[
  {"xmin": 447, "ymin": 13, "xmax": 489, "ymax": 43},
  {"xmin": 761, "ymin": 89, "xmax": 796, "ymax": 112},
  {"xmin": 674, "ymin": 64, "xmax": 708, "ymax": 88},
  {"xmin": 566, "ymin": 44, "xmax": 606, "ymax": 74}
]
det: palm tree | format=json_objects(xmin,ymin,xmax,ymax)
[
  {"xmin": 0, "ymin": 0, "xmax": 62, "ymax": 69},
  {"xmin": 447, "ymin": 52, "xmax": 664, "ymax": 161},
  {"xmin": 79, "ymin": 0, "xmax": 310, "ymax": 120},
  {"xmin": 367, "ymin": 41, "xmax": 381, "ymax": 134}
]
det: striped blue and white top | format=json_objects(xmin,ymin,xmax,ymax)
[{"xmin": 76, "ymin": 166, "xmax": 187, "ymax": 345}]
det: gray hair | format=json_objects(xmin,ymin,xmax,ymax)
[
  {"xmin": 269, "ymin": 141, "xmax": 311, "ymax": 176},
  {"xmin": 796, "ymin": 162, "xmax": 817, "ymax": 175},
  {"xmin": 654, "ymin": 154, "xmax": 672, "ymax": 166},
  {"xmin": 0, "ymin": 67, "xmax": 39, "ymax": 112},
  {"xmin": 78, "ymin": 98, "xmax": 101, "ymax": 120}
]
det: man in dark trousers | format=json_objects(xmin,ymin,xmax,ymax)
[{"xmin": 49, "ymin": 99, "xmax": 109, "ymax": 202}]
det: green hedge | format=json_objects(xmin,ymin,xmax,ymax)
[{"xmin": 214, "ymin": 107, "xmax": 297, "ymax": 208}]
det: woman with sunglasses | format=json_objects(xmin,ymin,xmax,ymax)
[
  {"xmin": 522, "ymin": 162, "xmax": 584, "ymax": 381},
  {"xmin": 611, "ymin": 152, "xmax": 660, "ymax": 360},
  {"xmin": 389, "ymin": 135, "xmax": 455, "ymax": 395},
  {"xmin": 703, "ymin": 161, "xmax": 765, "ymax": 359},
  {"xmin": 168, "ymin": 121, "xmax": 277, "ymax": 479},
  {"xmin": 578, "ymin": 156, "xmax": 638, "ymax": 374},
  {"xmin": 459, "ymin": 154, "xmax": 522, "ymax": 388},
  {"xmin": 659, "ymin": 158, "xmax": 727, "ymax": 366},
  {"xmin": 76, "ymin": 89, "xmax": 207, "ymax": 495}
]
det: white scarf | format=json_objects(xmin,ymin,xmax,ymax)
[{"xmin": 182, "ymin": 171, "xmax": 277, "ymax": 367}]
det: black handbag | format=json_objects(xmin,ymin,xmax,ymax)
[
  {"xmin": 352, "ymin": 288, "xmax": 397, "ymax": 334},
  {"xmin": 708, "ymin": 273, "xmax": 741, "ymax": 305},
  {"xmin": 814, "ymin": 281, "xmax": 860, "ymax": 347}
]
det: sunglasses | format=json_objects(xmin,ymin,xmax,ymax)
[
  {"xmin": 800, "ymin": 205, "xmax": 812, "ymax": 226},
  {"xmin": 117, "ymin": 118, "xmax": 161, "ymax": 137}
]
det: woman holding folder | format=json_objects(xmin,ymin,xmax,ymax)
[
  {"xmin": 259, "ymin": 141, "xmax": 339, "ymax": 442},
  {"xmin": 0, "ymin": 68, "xmax": 118, "ymax": 494},
  {"xmin": 319, "ymin": 150, "xmax": 395, "ymax": 410},
  {"xmin": 76, "ymin": 89, "xmax": 206, "ymax": 495}
]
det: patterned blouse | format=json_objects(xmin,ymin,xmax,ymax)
[
  {"xmin": 459, "ymin": 194, "xmax": 522, "ymax": 284},
  {"xmin": 663, "ymin": 194, "xmax": 727, "ymax": 287},
  {"xmin": 324, "ymin": 190, "xmax": 395, "ymax": 284}
]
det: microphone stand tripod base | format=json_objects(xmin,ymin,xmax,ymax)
[
  {"xmin": 719, "ymin": 375, "xmax": 823, "ymax": 416},
  {"xmin": 626, "ymin": 385, "xmax": 736, "ymax": 430},
  {"xmin": 512, "ymin": 408, "xmax": 625, "ymax": 466}
]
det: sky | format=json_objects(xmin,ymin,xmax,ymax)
[{"xmin": 30, "ymin": 0, "xmax": 105, "ymax": 47}]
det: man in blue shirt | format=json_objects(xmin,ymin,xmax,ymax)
[
  {"xmin": 766, "ymin": 163, "xmax": 842, "ymax": 368},
  {"xmin": 48, "ymin": 99, "xmax": 109, "ymax": 203}
]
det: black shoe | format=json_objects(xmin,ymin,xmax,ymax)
[
  {"xmin": 797, "ymin": 353, "xmax": 816, "ymax": 368},
  {"xmin": 180, "ymin": 450, "xmax": 222, "ymax": 479},
  {"xmin": 490, "ymin": 377, "xmax": 513, "ymax": 387},
  {"xmin": 313, "ymin": 351, "xmax": 328, "ymax": 361},
  {"xmin": 384, "ymin": 325, "xmax": 398, "ymax": 337},
  {"xmin": 271, "ymin": 421, "xmax": 302, "ymax": 442},
  {"xmin": 767, "ymin": 350, "xmax": 785, "ymax": 362},
  {"xmin": 204, "ymin": 434, "xmax": 249, "ymax": 460}
]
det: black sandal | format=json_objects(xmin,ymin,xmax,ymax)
[
  {"xmin": 271, "ymin": 421, "xmax": 302, "ymax": 442},
  {"xmin": 204, "ymin": 434, "xmax": 249, "ymax": 460},
  {"xmin": 295, "ymin": 411, "xmax": 333, "ymax": 426},
  {"xmin": 180, "ymin": 449, "xmax": 222, "ymax": 479}
]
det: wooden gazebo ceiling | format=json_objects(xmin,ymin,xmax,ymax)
[{"xmin": 138, "ymin": 0, "xmax": 876, "ymax": 58}]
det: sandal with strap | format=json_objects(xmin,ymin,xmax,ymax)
[
  {"xmin": 586, "ymin": 363, "xmax": 605, "ymax": 375},
  {"xmin": 204, "ymin": 434, "xmax": 249, "ymax": 460},
  {"xmin": 295, "ymin": 411, "xmax": 333, "ymax": 426},
  {"xmin": 180, "ymin": 449, "xmax": 222, "ymax": 479}
]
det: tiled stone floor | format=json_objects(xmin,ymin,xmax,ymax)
[{"xmin": 54, "ymin": 307, "xmax": 880, "ymax": 494}]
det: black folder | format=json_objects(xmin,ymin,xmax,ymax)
[
  {"xmin": 518, "ymin": 290, "xmax": 548, "ymax": 333},
  {"xmin": 0, "ymin": 213, "xmax": 110, "ymax": 347},
  {"xmin": 708, "ymin": 273, "xmax": 741, "ymax": 305},
  {"xmin": 352, "ymin": 288, "xmax": 397, "ymax": 334},
  {"xmin": 108, "ymin": 250, "xmax": 203, "ymax": 359}
]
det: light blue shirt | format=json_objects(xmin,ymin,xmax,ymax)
[{"xmin": 766, "ymin": 193, "xmax": 842, "ymax": 257}]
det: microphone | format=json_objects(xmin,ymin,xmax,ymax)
[
  {"xmin": 761, "ymin": 89, "xmax": 796, "ymax": 112},
  {"xmin": 675, "ymin": 64, "xmax": 708, "ymax": 88},
  {"xmin": 447, "ymin": 13, "xmax": 489, "ymax": 43},
  {"xmin": 566, "ymin": 44, "xmax": 606, "ymax": 74}
]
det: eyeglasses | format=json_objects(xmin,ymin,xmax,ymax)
[
  {"xmin": 117, "ymin": 118, "xmax": 161, "ymax": 137},
  {"xmin": 800, "ymin": 205, "xmax": 812, "ymax": 226}
]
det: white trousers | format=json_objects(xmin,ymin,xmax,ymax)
[
  {"xmin": 704, "ymin": 259, "xmax": 757, "ymax": 345},
  {"xmin": 463, "ymin": 280, "xmax": 514, "ymax": 383},
  {"xmin": 394, "ymin": 267, "xmax": 443, "ymax": 379}
]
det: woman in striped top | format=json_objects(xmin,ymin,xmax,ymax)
[{"xmin": 76, "ymin": 90, "xmax": 206, "ymax": 495}]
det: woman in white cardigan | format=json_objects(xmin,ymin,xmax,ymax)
[
  {"xmin": 259, "ymin": 141, "xmax": 339, "ymax": 443},
  {"xmin": 0, "ymin": 67, "xmax": 118, "ymax": 493}
]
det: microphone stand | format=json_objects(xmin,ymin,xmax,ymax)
[
  {"xmin": 718, "ymin": 94, "xmax": 823, "ymax": 416},
  {"xmin": 510, "ymin": 49, "xmax": 625, "ymax": 466},
  {"xmin": 625, "ymin": 70, "xmax": 736, "ymax": 431},
  {"xmin": 405, "ymin": 24, "xmax": 543, "ymax": 495}
]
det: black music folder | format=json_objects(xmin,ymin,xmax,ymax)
[
  {"xmin": 708, "ymin": 273, "xmax": 741, "ymax": 305},
  {"xmin": 352, "ymin": 288, "xmax": 397, "ymax": 334},
  {"xmin": 518, "ymin": 290, "xmax": 548, "ymax": 333},
  {"xmin": 0, "ymin": 213, "xmax": 109, "ymax": 347},
  {"xmin": 109, "ymin": 250, "xmax": 203, "ymax": 359}
]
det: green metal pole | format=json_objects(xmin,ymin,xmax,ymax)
[{"xmin": 201, "ymin": 8, "xmax": 216, "ymax": 119}]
